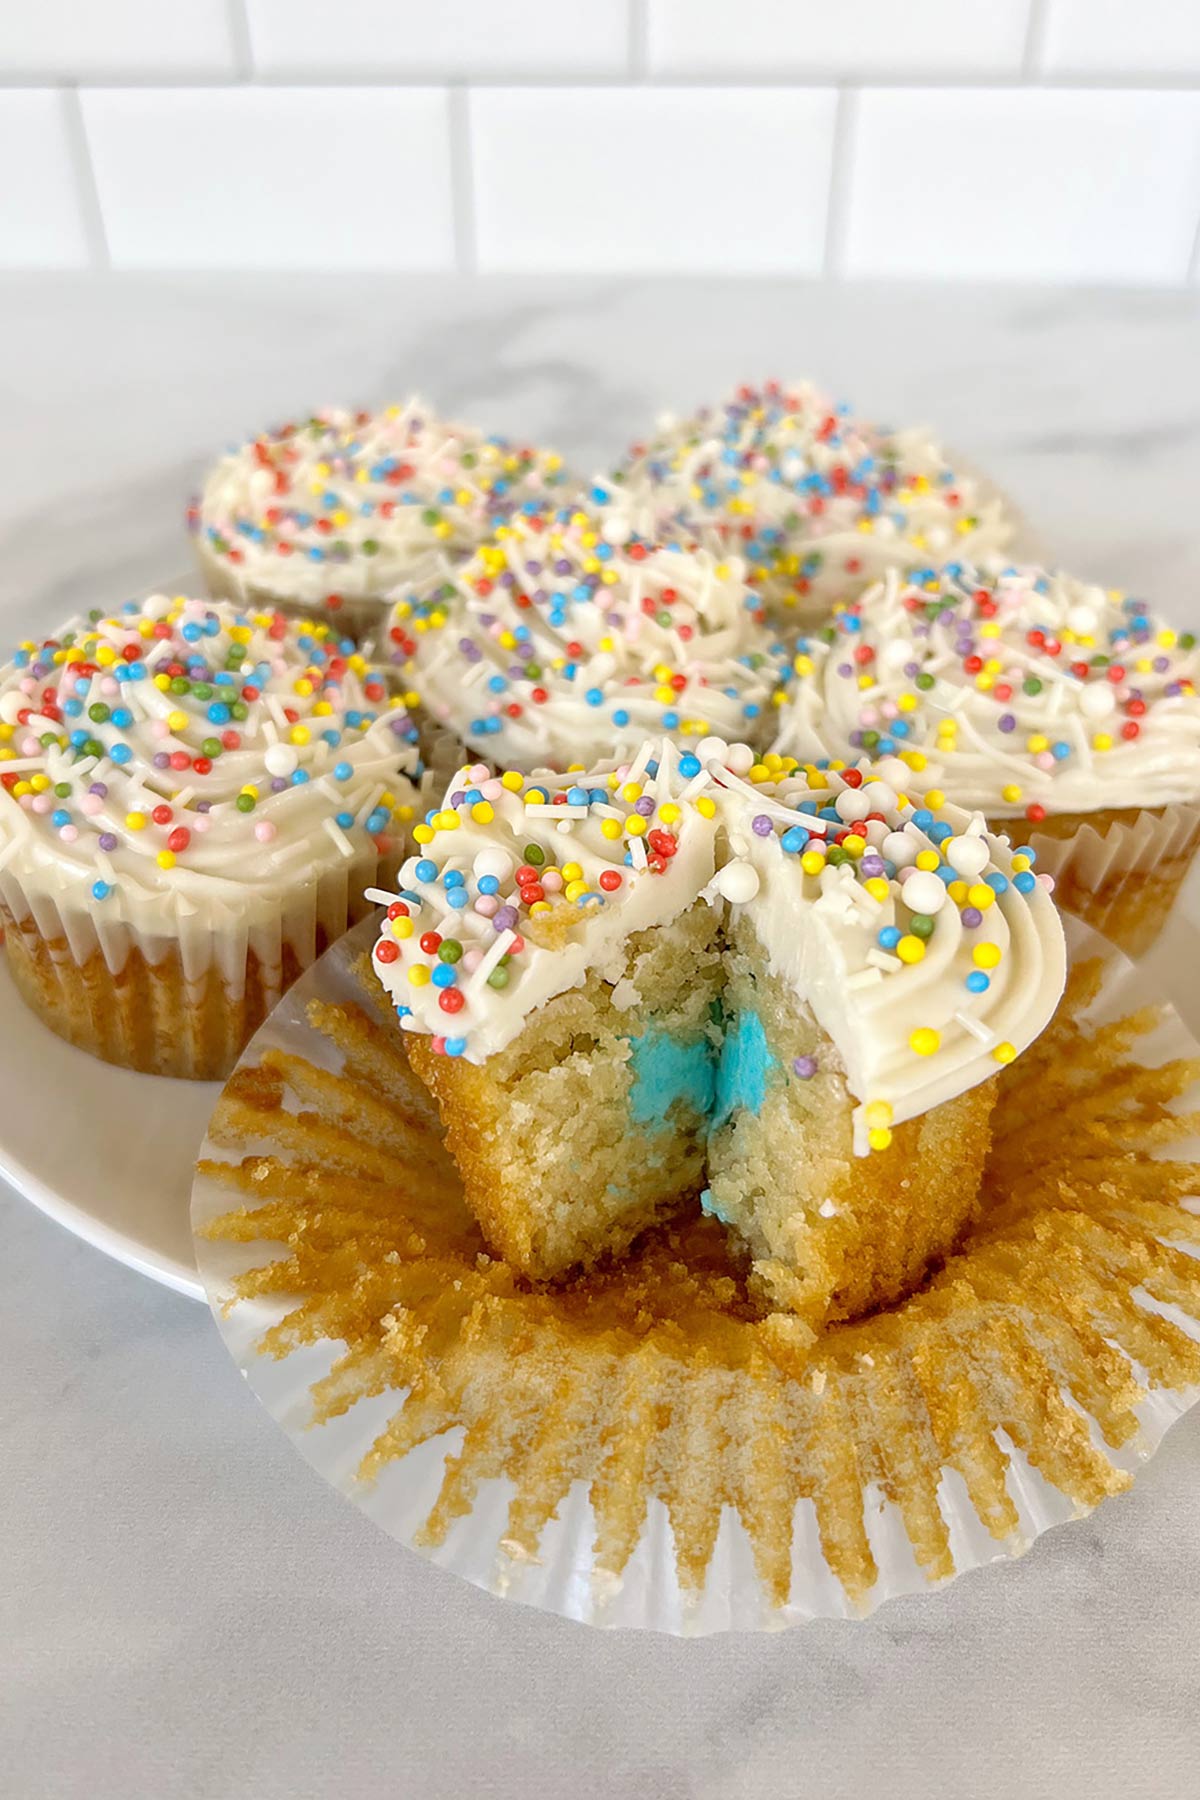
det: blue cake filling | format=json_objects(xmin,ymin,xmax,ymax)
[
  {"xmin": 712, "ymin": 1008, "xmax": 776, "ymax": 1129},
  {"xmin": 626, "ymin": 1007, "xmax": 776, "ymax": 1136}
]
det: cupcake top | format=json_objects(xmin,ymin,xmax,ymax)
[
  {"xmin": 368, "ymin": 737, "xmax": 1065, "ymax": 1152},
  {"xmin": 0, "ymin": 595, "xmax": 421, "ymax": 930},
  {"xmin": 388, "ymin": 503, "xmax": 784, "ymax": 769},
  {"xmin": 772, "ymin": 561, "xmax": 1200, "ymax": 823},
  {"xmin": 189, "ymin": 399, "xmax": 569, "ymax": 609},
  {"xmin": 607, "ymin": 379, "xmax": 1012, "ymax": 620}
]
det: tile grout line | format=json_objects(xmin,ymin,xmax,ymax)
[
  {"xmin": 628, "ymin": 0, "xmax": 649, "ymax": 80},
  {"xmin": 822, "ymin": 87, "xmax": 858, "ymax": 281},
  {"xmin": 59, "ymin": 86, "xmax": 110, "ymax": 271},
  {"xmin": 448, "ymin": 87, "xmax": 477, "ymax": 276},
  {"xmin": 1022, "ymin": 0, "xmax": 1049, "ymax": 81},
  {"xmin": 225, "ymin": 0, "xmax": 255, "ymax": 81},
  {"xmin": 6, "ymin": 71, "xmax": 1200, "ymax": 92}
]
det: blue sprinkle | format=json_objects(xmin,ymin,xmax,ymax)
[
  {"xmin": 585, "ymin": 688, "xmax": 604, "ymax": 707},
  {"xmin": 445, "ymin": 889, "xmax": 469, "ymax": 909},
  {"xmin": 567, "ymin": 785, "xmax": 590, "ymax": 806},
  {"xmin": 477, "ymin": 874, "xmax": 500, "ymax": 895},
  {"xmin": 91, "ymin": 879, "xmax": 111, "ymax": 900},
  {"xmin": 431, "ymin": 964, "xmax": 457, "ymax": 988},
  {"xmin": 679, "ymin": 754, "xmax": 702, "ymax": 778},
  {"xmin": 966, "ymin": 970, "xmax": 991, "ymax": 993},
  {"xmin": 444, "ymin": 1037, "xmax": 468, "ymax": 1057},
  {"xmin": 1013, "ymin": 870, "xmax": 1036, "ymax": 894},
  {"xmin": 415, "ymin": 859, "xmax": 438, "ymax": 882},
  {"xmin": 612, "ymin": 708, "xmax": 630, "ymax": 727},
  {"xmin": 444, "ymin": 868, "xmax": 465, "ymax": 888},
  {"xmin": 333, "ymin": 761, "xmax": 353, "ymax": 781},
  {"xmin": 335, "ymin": 811, "xmax": 355, "ymax": 829},
  {"xmin": 781, "ymin": 827, "xmax": 809, "ymax": 853},
  {"xmin": 878, "ymin": 925, "xmax": 902, "ymax": 950}
]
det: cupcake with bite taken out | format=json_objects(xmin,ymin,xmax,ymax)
[
  {"xmin": 772, "ymin": 561, "xmax": 1200, "ymax": 956},
  {"xmin": 0, "ymin": 594, "xmax": 420, "ymax": 1078}
]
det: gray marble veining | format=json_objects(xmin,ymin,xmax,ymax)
[{"xmin": 3, "ymin": 274, "xmax": 1200, "ymax": 1800}]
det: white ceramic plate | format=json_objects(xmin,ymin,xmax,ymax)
[{"xmin": 0, "ymin": 954, "xmax": 213, "ymax": 1299}]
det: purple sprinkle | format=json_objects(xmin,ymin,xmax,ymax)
[
  {"xmin": 837, "ymin": 662, "xmax": 854, "ymax": 679},
  {"xmin": 860, "ymin": 854, "xmax": 885, "ymax": 878},
  {"xmin": 1154, "ymin": 656, "xmax": 1170, "ymax": 673},
  {"xmin": 88, "ymin": 782, "xmax": 108, "ymax": 798},
  {"xmin": 449, "ymin": 790, "xmax": 466, "ymax": 807},
  {"xmin": 998, "ymin": 713, "xmax": 1016, "ymax": 733},
  {"xmin": 153, "ymin": 752, "xmax": 170, "ymax": 770},
  {"xmin": 903, "ymin": 661, "xmax": 920, "ymax": 679},
  {"xmin": 196, "ymin": 800, "xmax": 213, "ymax": 814},
  {"xmin": 1166, "ymin": 681, "xmax": 1183, "ymax": 697},
  {"xmin": 751, "ymin": 813, "xmax": 773, "ymax": 837},
  {"xmin": 270, "ymin": 777, "xmax": 288, "ymax": 794},
  {"xmin": 792, "ymin": 1056, "xmax": 817, "ymax": 1079},
  {"xmin": 493, "ymin": 905, "xmax": 518, "ymax": 932},
  {"xmin": 98, "ymin": 832, "xmax": 118, "ymax": 852},
  {"xmin": 961, "ymin": 906, "xmax": 983, "ymax": 929},
  {"xmin": 635, "ymin": 796, "xmax": 655, "ymax": 818}
]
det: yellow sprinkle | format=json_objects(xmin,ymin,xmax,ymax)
[
  {"xmin": 523, "ymin": 788, "xmax": 547, "ymax": 807},
  {"xmin": 696, "ymin": 796, "xmax": 717, "ymax": 819},
  {"xmin": 413, "ymin": 823, "xmax": 434, "ymax": 845},
  {"xmin": 659, "ymin": 802, "xmax": 681, "ymax": 825},
  {"xmin": 408, "ymin": 965, "xmax": 431, "ymax": 988},
  {"xmin": 863, "ymin": 876, "xmax": 890, "ymax": 902},
  {"xmin": 967, "ymin": 882, "xmax": 996, "ymax": 910},
  {"xmin": 601, "ymin": 819, "xmax": 622, "ymax": 840},
  {"xmin": 910, "ymin": 1028, "xmax": 940, "ymax": 1056},
  {"xmin": 30, "ymin": 773, "xmax": 51, "ymax": 793},
  {"xmin": 924, "ymin": 789, "xmax": 945, "ymax": 810},
  {"xmin": 1027, "ymin": 733, "xmax": 1049, "ymax": 754},
  {"xmin": 973, "ymin": 943, "xmax": 1002, "ymax": 969},
  {"xmin": 167, "ymin": 710, "xmax": 189, "ymax": 732},
  {"xmin": 156, "ymin": 850, "xmax": 176, "ymax": 870},
  {"xmin": 993, "ymin": 1041, "xmax": 1017, "ymax": 1065},
  {"xmin": 562, "ymin": 861, "xmax": 583, "ymax": 882},
  {"xmin": 868, "ymin": 1127, "xmax": 893, "ymax": 1152},
  {"xmin": 501, "ymin": 771, "xmax": 523, "ymax": 792},
  {"xmin": 896, "ymin": 935, "xmax": 925, "ymax": 964},
  {"xmin": 1092, "ymin": 733, "xmax": 1113, "ymax": 752},
  {"xmin": 915, "ymin": 849, "xmax": 940, "ymax": 873},
  {"xmin": 290, "ymin": 726, "xmax": 311, "ymax": 746},
  {"xmin": 865, "ymin": 1100, "xmax": 893, "ymax": 1129},
  {"xmin": 621, "ymin": 783, "xmax": 642, "ymax": 803},
  {"xmin": 800, "ymin": 849, "xmax": 826, "ymax": 877},
  {"xmin": 529, "ymin": 900, "xmax": 551, "ymax": 915},
  {"xmin": 565, "ymin": 881, "xmax": 589, "ymax": 902},
  {"xmin": 392, "ymin": 917, "xmax": 414, "ymax": 939},
  {"xmin": 1000, "ymin": 783, "xmax": 1023, "ymax": 805},
  {"xmin": 626, "ymin": 816, "xmax": 647, "ymax": 837},
  {"xmin": 470, "ymin": 801, "xmax": 494, "ymax": 824},
  {"xmin": 125, "ymin": 811, "xmax": 146, "ymax": 832}
]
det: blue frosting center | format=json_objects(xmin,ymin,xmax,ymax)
[
  {"xmin": 712, "ymin": 1008, "xmax": 775, "ymax": 1129},
  {"xmin": 627, "ymin": 1029, "xmax": 716, "ymax": 1129}
]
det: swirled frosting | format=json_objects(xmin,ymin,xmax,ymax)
[
  {"xmin": 387, "ymin": 503, "xmax": 786, "ymax": 769},
  {"xmin": 772, "ymin": 561, "xmax": 1200, "ymax": 822},
  {"xmin": 606, "ymin": 379, "xmax": 1012, "ymax": 622},
  {"xmin": 0, "ymin": 596, "xmax": 421, "ymax": 943},
  {"xmin": 189, "ymin": 399, "xmax": 570, "ymax": 613},
  {"xmin": 368, "ymin": 737, "xmax": 1065, "ymax": 1151}
]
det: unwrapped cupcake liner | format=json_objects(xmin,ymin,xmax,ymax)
[
  {"xmin": 1022, "ymin": 798, "xmax": 1200, "ymax": 960},
  {"xmin": 0, "ymin": 849, "xmax": 382, "ymax": 1079},
  {"xmin": 193, "ymin": 913, "xmax": 1200, "ymax": 1632}
]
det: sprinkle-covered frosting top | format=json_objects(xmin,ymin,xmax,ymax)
[
  {"xmin": 0, "ymin": 596, "xmax": 421, "ymax": 923},
  {"xmin": 368, "ymin": 737, "xmax": 1065, "ymax": 1152},
  {"xmin": 189, "ymin": 399, "xmax": 569, "ymax": 611},
  {"xmin": 387, "ymin": 503, "xmax": 785, "ymax": 770},
  {"xmin": 772, "ymin": 561, "xmax": 1200, "ymax": 821},
  {"xmin": 606, "ymin": 379, "xmax": 1012, "ymax": 622}
]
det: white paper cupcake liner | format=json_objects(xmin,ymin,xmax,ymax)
[
  {"xmin": 1021, "ymin": 798, "xmax": 1200, "ymax": 959},
  {"xmin": 192, "ymin": 912, "xmax": 1200, "ymax": 1632}
]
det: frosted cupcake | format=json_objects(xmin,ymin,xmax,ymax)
[
  {"xmin": 368, "ymin": 738, "xmax": 1065, "ymax": 1323},
  {"xmin": 772, "ymin": 561, "xmax": 1200, "ymax": 956},
  {"xmin": 189, "ymin": 399, "xmax": 569, "ymax": 640},
  {"xmin": 0, "ymin": 596, "xmax": 420, "ymax": 1078},
  {"xmin": 387, "ymin": 502, "xmax": 784, "ymax": 772},
  {"xmin": 607, "ymin": 379, "xmax": 1013, "ymax": 627}
]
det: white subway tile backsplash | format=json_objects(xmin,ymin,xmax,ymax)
[
  {"xmin": 246, "ymin": 0, "xmax": 630, "ymax": 82},
  {"xmin": 845, "ymin": 88, "xmax": 1200, "ymax": 283},
  {"xmin": 648, "ymin": 0, "xmax": 1031, "ymax": 79},
  {"xmin": 81, "ymin": 87, "xmax": 456, "ymax": 270},
  {"xmin": 1041, "ymin": 1, "xmax": 1200, "ymax": 79},
  {"xmin": 0, "ymin": 0, "xmax": 236, "ymax": 82},
  {"xmin": 471, "ymin": 87, "xmax": 837, "ymax": 272},
  {"xmin": 0, "ymin": 91, "xmax": 90, "ymax": 268}
]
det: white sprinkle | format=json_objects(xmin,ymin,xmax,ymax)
[
  {"xmin": 866, "ymin": 948, "xmax": 902, "ymax": 974},
  {"xmin": 524, "ymin": 803, "xmax": 585, "ymax": 819},
  {"xmin": 955, "ymin": 1009, "xmax": 995, "ymax": 1044},
  {"xmin": 322, "ymin": 817, "xmax": 355, "ymax": 859},
  {"xmin": 468, "ymin": 927, "xmax": 516, "ymax": 994},
  {"xmin": 629, "ymin": 834, "xmax": 648, "ymax": 870},
  {"xmin": 364, "ymin": 886, "xmax": 402, "ymax": 907},
  {"xmin": 846, "ymin": 967, "xmax": 884, "ymax": 990}
]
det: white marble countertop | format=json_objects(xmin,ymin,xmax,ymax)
[{"xmin": 3, "ymin": 274, "xmax": 1200, "ymax": 1799}]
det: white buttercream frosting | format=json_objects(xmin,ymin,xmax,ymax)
[
  {"xmin": 387, "ymin": 503, "xmax": 786, "ymax": 770},
  {"xmin": 0, "ymin": 596, "xmax": 421, "ymax": 978},
  {"xmin": 189, "ymin": 399, "xmax": 569, "ymax": 613},
  {"xmin": 368, "ymin": 737, "xmax": 1065, "ymax": 1151},
  {"xmin": 772, "ymin": 561, "xmax": 1200, "ymax": 820},
  {"xmin": 605, "ymin": 379, "xmax": 1013, "ymax": 622}
]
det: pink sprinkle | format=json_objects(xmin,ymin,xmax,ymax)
[
  {"xmin": 541, "ymin": 870, "xmax": 564, "ymax": 893},
  {"xmin": 474, "ymin": 895, "xmax": 499, "ymax": 918},
  {"xmin": 461, "ymin": 948, "xmax": 483, "ymax": 972},
  {"xmin": 81, "ymin": 794, "xmax": 104, "ymax": 816},
  {"xmin": 254, "ymin": 820, "xmax": 277, "ymax": 843},
  {"xmin": 481, "ymin": 779, "xmax": 503, "ymax": 801},
  {"xmin": 31, "ymin": 794, "xmax": 52, "ymax": 815},
  {"xmin": 59, "ymin": 824, "xmax": 79, "ymax": 843},
  {"xmin": 151, "ymin": 718, "xmax": 169, "ymax": 739}
]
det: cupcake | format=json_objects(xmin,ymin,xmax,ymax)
[
  {"xmin": 387, "ymin": 501, "xmax": 784, "ymax": 773},
  {"xmin": 772, "ymin": 561, "xmax": 1200, "ymax": 956},
  {"xmin": 0, "ymin": 595, "xmax": 421, "ymax": 1079},
  {"xmin": 367, "ymin": 738, "xmax": 1065, "ymax": 1324},
  {"xmin": 189, "ymin": 399, "xmax": 569, "ymax": 641},
  {"xmin": 607, "ymin": 379, "xmax": 1013, "ymax": 627}
]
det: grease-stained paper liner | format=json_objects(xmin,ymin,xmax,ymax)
[
  {"xmin": 192, "ymin": 913, "xmax": 1200, "ymax": 1631},
  {"xmin": 1021, "ymin": 800, "xmax": 1200, "ymax": 962}
]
